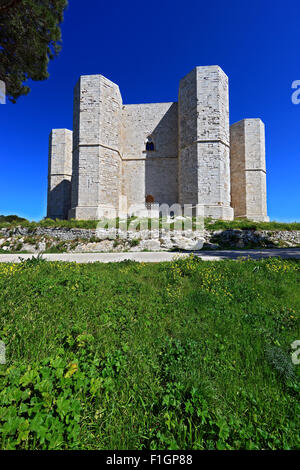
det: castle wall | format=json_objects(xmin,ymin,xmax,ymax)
[
  {"xmin": 121, "ymin": 103, "xmax": 178, "ymax": 208},
  {"xmin": 47, "ymin": 129, "xmax": 73, "ymax": 219},
  {"xmin": 69, "ymin": 75, "xmax": 122, "ymax": 219},
  {"xmin": 230, "ymin": 119, "xmax": 269, "ymax": 221},
  {"xmin": 47, "ymin": 66, "xmax": 269, "ymax": 222},
  {"xmin": 178, "ymin": 66, "xmax": 234, "ymax": 219},
  {"xmin": 122, "ymin": 160, "xmax": 145, "ymax": 209}
]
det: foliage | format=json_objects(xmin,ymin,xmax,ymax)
[
  {"xmin": 266, "ymin": 346, "xmax": 295, "ymax": 383},
  {"xmin": 0, "ymin": 257, "xmax": 299, "ymax": 449},
  {"xmin": 0, "ymin": 215, "xmax": 27, "ymax": 224},
  {"xmin": 1, "ymin": 215, "xmax": 300, "ymax": 232},
  {"xmin": 0, "ymin": 0, "xmax": 68, "ymax": 102},
  {"xmin": 0, "ymin": 343, "xmax": 127, "ymax": 449},
  {"xmin": 0, "ymin": 217, "xmax": 100, "ymax": 230},
  {"xmin": 204, "ymin": 218, "xmax": 300, "ymax": 232}
]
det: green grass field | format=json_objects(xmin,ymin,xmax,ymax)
[{"xmin": 0, "ymin": 256, "xmax": 299, "ymax": 450}]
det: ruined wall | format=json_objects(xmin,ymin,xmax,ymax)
[
  {"xmin": 69, "ymin": 75, "xmax": 122, "ymax": 219},
  {"xmin": 47, "ymin": 129, "xmax": 73, "ymax": 219},
  {"xmin": 230, "ymin": 119, "xmax": 269, "ymax": 221},
  {"xmin": 121, "ymin": 102, "xmax": 178, "ymax": 208},
  {"xmin": 178, "ymin": 66, "xmax": 234, "ymax": 220}
]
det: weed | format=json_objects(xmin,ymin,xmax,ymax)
[{"xmin": 0, "ymin": 256, "xmax": 299, "ymax": 449}]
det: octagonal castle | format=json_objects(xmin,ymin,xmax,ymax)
[{"xmin": 47, "ymin": 66, "xmax": 269, "ymax": 221}]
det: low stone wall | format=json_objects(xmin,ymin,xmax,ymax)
[
  {"xmin": 209, "ymin": 229, "xmax": 300, "ymax": 248},
  {"xmin": 0, "ymin": 226, "xmax": 299, "ymax": 253},
  {"xmin": 0, "ymin": 226, "xmax": 97, "ymax": 241}
]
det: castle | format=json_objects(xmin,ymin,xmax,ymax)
[{"xmin": 47, "ymin": 65, "xmax": 269, "ymax": 221}]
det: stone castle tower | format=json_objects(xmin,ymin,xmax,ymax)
[{"xmin": 47, "ymin": 65, "xmax": 269, "ymax": 221}]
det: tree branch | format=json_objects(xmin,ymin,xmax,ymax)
[{"xmin": 0, "ymin": 0, "xmax": 23, "ymax": 13}]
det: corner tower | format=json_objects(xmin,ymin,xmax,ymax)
[
  {"xmin": 178, "ymin": 66, "xmax": 234, "ymax": 219},
  {"xmin": 69, "ymin": 75, "xmax": 123, "ymax": 219},
  {"xmin": 230, "ymin": 119, "xmax": 269, "ymax": 221},
  {"xmin": 47, "ymin": 129, "xmax": 73, "ymax": 219}
]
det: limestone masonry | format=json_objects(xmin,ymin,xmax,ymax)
[{"xmin": 47, "ymin": 66, "xmax": 269, "ymax": 221}]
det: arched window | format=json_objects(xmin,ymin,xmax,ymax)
[
  {"xmin": 146, "ymin": 195, "xmax": 155, "ymax": 204},
  {"xmin": 146, "ymin": 141, "xmax": 155, "ymax": 151},
  {"xmin": 146, "ymin": 135, "xmax": 155, "ymax": 152}
]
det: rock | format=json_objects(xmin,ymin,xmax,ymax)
[
  {"xmin": 173, "ymin": 237, "xmax": 205, "ymax": 251},
  {"xmin": 75, "ymin": 241, "xmax": 115, "ymax": 253},
  {"xmin": 140, "ymin": 240, "xmax": 161, "ymax": 251},
  {"xmin": 37, "ymin": 242, "xmax": 46, "ymax": 252},
  {"xmin": 0, "ymin": 225, "xmax": 299, "ymax": 253},
  {"xmin": 160, "ymin": 238, "xmax": 174, "ymax": 250},
  {"xmin": 22, "ymin": 244, "xmax": 37, "ymax": 253},
  {"xmin": 192, "ymin": 239, "xmax": 205, "ymax": 250}
]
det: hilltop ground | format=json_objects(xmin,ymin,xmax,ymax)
[
  {"xmin": 0, "ymin": 216, "xmax": 300, "ymax": 254},
  {"xmin": 0, "ymin": 255, "xmax": 299, "ymax": 450}
]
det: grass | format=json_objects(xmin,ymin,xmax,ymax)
[
  {"xmin": 0, "ymin": 215, "xmax": 100, "ymax": 230},
  {"xmin": 0, "ymin": 249, "xmax": 31, "ymax": 254},
  {"xmin": 205, "ymin": 218, "xmax": 300, "ymax": 231},
  {"xmin": 1, "ymin": 214, "xmax": 300, "ymax": 231},
  {"xmin": 0, "ymin": 256, "xmax": 299, "ymax": 450}
]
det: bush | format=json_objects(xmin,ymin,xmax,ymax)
[{"xmin": 0, "ymin": 215, "xmax": 28, "ymax": 224}]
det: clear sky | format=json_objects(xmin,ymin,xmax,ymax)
[{"xmin": 0, "ymin": 0, "xmax": 299, "ymax": 221}]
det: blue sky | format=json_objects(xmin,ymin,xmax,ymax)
[{"xmin": 0, "ymin": 0, "xmax": 299, "ymax": 221}]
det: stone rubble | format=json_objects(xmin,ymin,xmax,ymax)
[{"xmin": 0, "ymin": 226, "xmax": 299, "ymax": 254}]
